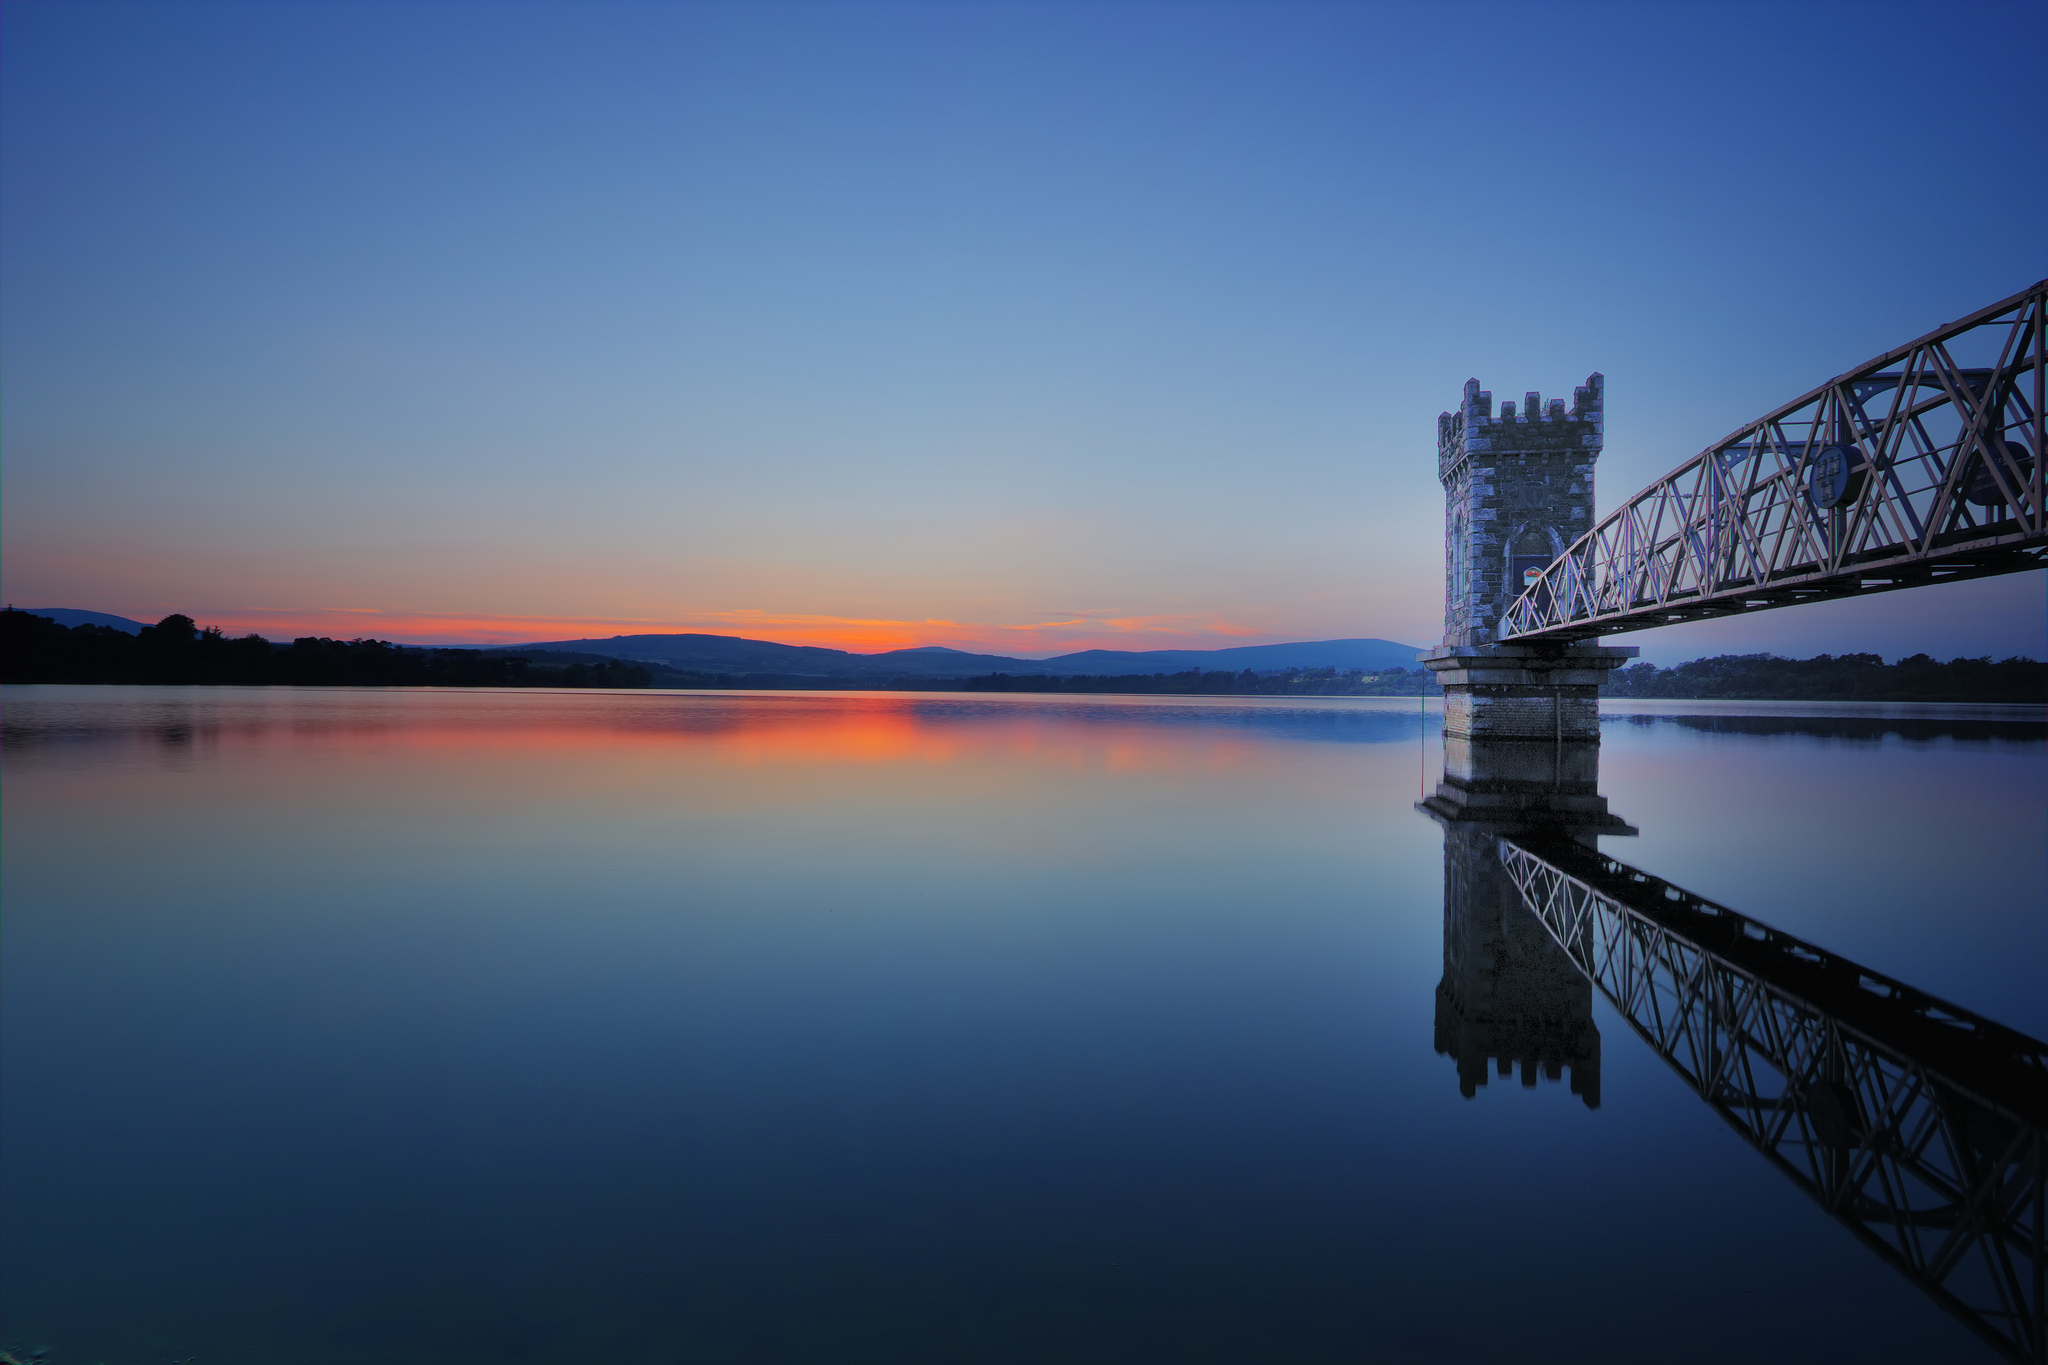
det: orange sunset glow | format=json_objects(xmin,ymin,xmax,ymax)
[{"xmin": 145, "ymin": 605, "xmax": 1286, "ymax": 656}]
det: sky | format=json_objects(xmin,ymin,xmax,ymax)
[{"xmin": 3, "ymin": 0, "xmax": 2043, "ymax": 664}]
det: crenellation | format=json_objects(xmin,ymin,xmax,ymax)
[{"xmin": 1438, "ymin": 371, "xmax": 1604, "ymax": 647}]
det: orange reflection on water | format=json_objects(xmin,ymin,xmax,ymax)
[
  {"xmin": 0, "ymin": 689, "xmax": 1327, "ymax": 789},
  {"xmin": 1, "ymin": 687, "xmax": 1401, "ymax": 917}
]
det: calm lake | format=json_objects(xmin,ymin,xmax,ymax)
[{"xmin": 3, "ymin": 685, "xmax": 2043, "ymax": 1364}]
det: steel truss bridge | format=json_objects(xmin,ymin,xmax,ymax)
[
  {"xmin": 1504, "ymin": 281, "xmax": 2048, "ymax": 641},
  {"xmin": 1498, "ymin": 837, "xmax": 2046, "ymax": 1361}
]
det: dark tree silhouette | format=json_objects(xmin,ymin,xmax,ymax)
[{"xmin": 0, "ymin": 610, "xmax": 651, "ymax": 689}]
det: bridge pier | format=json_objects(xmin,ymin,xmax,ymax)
[
  {"xmin": 1420, "ymin": 371, "xmax": 1638, "ymax": 1106},
  {"xmin": 1418, "ymin": 642, "xmax": 1636, "ymax": 742}
]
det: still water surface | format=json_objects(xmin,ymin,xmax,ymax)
[{"xmin": 3, "ymin": 686, "xmax": 2042, "ymax": 1363}]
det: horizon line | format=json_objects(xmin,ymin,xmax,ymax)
[{"xmin": 10, "ymin": 605, "xmax": 1426, "ymax": 661}]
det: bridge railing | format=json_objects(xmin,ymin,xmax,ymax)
[
  {"xmin": 1502, "ymin": 280, "xmax": 2047, "ymax": 641},
  {"xmin": 1499, "ymin": 836, "xmax": 2047, "ymax": 1363}
]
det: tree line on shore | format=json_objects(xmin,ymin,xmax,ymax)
[
  {"xmin": 0, "ymin": 610, "xmax": 652, "ymax": 688},
  {"xmin": 1601, "ymin": 652, "xmax": 2043, "ymax": 703},
  {"xmin": 794, "ymin": 658, "xmax": 2038, "ymax": 701},
  {"xmin": 926, "ymin": 668, "xmax": 1442, "ymax": 696},
  {"xmin": 3, "ymin": 610, "xmax": 2041, "ymax": 701},
  {"xmin": 631, "ymin": 665, "xmax": 1446, "ymax": 695}
]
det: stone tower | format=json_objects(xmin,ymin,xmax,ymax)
[
  {"xmin": 1437, "ymin": 373, "xmax": 1604, "ymax": 647},
  {"xmin": 1421, "ymin": 372, "xmax": 1634, "ymax": 742}
]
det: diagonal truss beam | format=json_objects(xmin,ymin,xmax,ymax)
[
  {"xmin": 1503, "ymin": 281, "xmax": 2048, "ymax": 642},
  {"xmin": 1500, "ymin": 837, "xmax": 2047, "ymax": 1363}
]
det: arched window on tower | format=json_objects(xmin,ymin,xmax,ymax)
[
  {"xmin": 1508, "ymin": 528, "xmax": 1556, "ymax": 622},
  {"xmin": 1448, "ymin": 505, "xmax": 1470, "ymax": 639}
]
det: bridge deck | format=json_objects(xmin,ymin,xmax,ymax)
[{"xmin": 1503, "ymin": 281, "xmax": 2047, "ymax": 642}]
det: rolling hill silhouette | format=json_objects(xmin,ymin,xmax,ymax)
[{"xmin": 491, "ymin": 633, "xmax": 1425, "ymax": 679}]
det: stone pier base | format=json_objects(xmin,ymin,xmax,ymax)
[
  {"xmin": 1419, "ymin": 643, "xmax": 1638, "ymax": 742},
  {"xmin": 1419, "ymin": 736, "xmax": 1636, "ymax": 833}
]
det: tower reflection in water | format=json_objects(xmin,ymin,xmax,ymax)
[
  {"xmin": 1420, "ymin": 725, "xmax": 2048, "ymax": 1365},
  {"xmin": 1421, "ymin": 733, "xmax": 1627, "ymax": 1109}
]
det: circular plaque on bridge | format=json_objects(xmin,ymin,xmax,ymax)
[
  {"xmin": 1806, "ymin": 444, "xmax": 1865, "ymax": 510},
  {"xmin": 1964, "ymin": 439, "xmax": 2036, "ymax": 508}
]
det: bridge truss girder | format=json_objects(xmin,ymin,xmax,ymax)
[
  {"xmin": 1503, "ymin": 281, "xmax": 2048, "ymax": 642},
  {"xmin": 1499, "ymin": 837, "xmax": 2047, "ymax": 1363}
]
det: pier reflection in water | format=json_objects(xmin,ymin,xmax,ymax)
[
  {"xmin": 1422, "ymin": 726, "xmax": 2047, "ymax": 1364},
  {"xmin": 1421, "ymin": 737, "xmax": 1630, "ymax": 1108}
]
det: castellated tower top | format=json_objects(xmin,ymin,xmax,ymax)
[
  {"xmin": 1438, "ymin": 372, "xmax": 1603, "ymax": 483},
  {"xmin": 1436, "ymin": 372, "xmax": 1605, "ymax": 649}
]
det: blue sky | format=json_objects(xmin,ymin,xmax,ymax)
[{"xmin": 4, "ymin": 0, "xmax": 2043, "ymax": 661}]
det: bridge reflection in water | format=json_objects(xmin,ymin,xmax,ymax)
[{"xmin": 1421, "ymin": 733, "xmax": 2046, "ymax": 1364}]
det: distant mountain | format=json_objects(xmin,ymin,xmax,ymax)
[
  {"xmin": 492, "ymin": 631, "xmax": 1425, "ymax": 679},
  {"xmin": 492, "ymin": 632, "xmax": 1056, "ymax": 678},
  {"xmin": 863, "ymin": 645, "xmax": 1068, "ymax": 675},
  {"xmin": 20, "ymin": 608, "xmax": 149, "ymax": 634},
  {"xmin": 13, "ymin": 616, "xmax": 1425, "ymax": 677}
]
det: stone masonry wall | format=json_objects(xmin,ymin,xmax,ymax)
[
  {"xmin": 1439, "ymin": 373, "xmax": 1603, "ymax": 646},
  {"xmin": 1441, "ymin": 689, "xmax": 1603, "ymax": 742}
]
